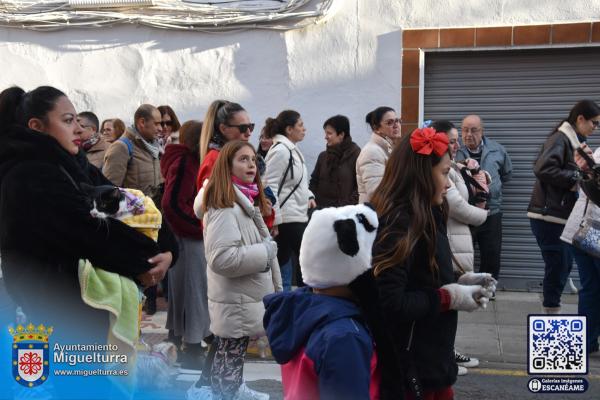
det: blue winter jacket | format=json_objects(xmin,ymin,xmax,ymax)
[{"xmin": 263, "ymin": 287, "xmax": 379, "ymax": 400}]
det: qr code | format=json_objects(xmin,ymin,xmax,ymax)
[{"xmin": 528, "ymin": 315, "xmax": 587, "ymax": 374}]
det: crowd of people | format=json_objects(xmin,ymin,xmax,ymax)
[{"xmin": 0, "ymin": 84, "xmax": 599, "ymax": 400}]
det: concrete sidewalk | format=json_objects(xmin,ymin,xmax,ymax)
[{"xmin": 455, "ymin": 290, "xmax": 600, "ymax": 374}]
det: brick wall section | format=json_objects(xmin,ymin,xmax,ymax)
[{"xmin": 401, "ymin": 22, "xmax": 600, "ymax": 131}]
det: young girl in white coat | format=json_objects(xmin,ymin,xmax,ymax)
[{"xmin": 200, "ymin": 140, "xmax": 282, "ymax": 400}]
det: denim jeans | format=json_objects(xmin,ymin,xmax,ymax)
[
  {"xmin": 530, "ymin": 218, "xmax": 573, "ymax": 308},
  {"xmin": 279, "ymin": 259, "xmax": 293, "ymax": 292},
  {"xmin": 571, "ymin": 245, "xmax": 600, "ymax": 352},
  {"xmin": 275, "ymin": 222, "xmax": 307, "ymax": 288}
]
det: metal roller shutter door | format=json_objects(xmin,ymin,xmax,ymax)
[{"xmin": 423, "ymin": 47, "xmax": 600, "ymax": 290}]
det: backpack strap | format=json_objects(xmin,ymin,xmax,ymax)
[
  {"xmin": 119, "ymin": 137, "xmax": 134, "ymax": 163},
  {"xmin": 272, "ymin": 142, "xmax": 294, "ymax": 197}
]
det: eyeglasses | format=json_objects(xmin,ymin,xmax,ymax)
[
  {"xmin": 160, "ymin": 121, "xmax": 173, "ymax": 127},
  {"xmin": 383, "ymin": 118, "xmax": 401, "ymax": 126},
  {"xmin": 80, "ymin": 124, "xmax": 94, "ymax": 130},
  {"xmin": 226, "ymin": 123, "xmax": 255, "ymax": 133},
  {"xmin": 462, "ymin": 127, "xmax": 482, "ymax": 134},
  {"xmin": 591, "ymin": 120, "xmax": 600, "ymax": 129}
]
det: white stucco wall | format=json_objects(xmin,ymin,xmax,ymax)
[{"xmin": 1, "ymin": 0, "xmax": 599, "ymax": 168}]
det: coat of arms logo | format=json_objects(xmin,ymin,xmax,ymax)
[{"xmin": 9, "ymin": 323, "xmax": 53, "ymax": 387}]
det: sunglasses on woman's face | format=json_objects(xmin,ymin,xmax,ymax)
[
  {"xmin": 591, "ymin": 120, "xmax": 600, "ymax": 129},
  {"xmin": 226, "ymin": 123, "xmax": 255, "ymax": 133},
  {"xmin": 160, "ymin": 121, "xmax": 173, "ymax": 127}
]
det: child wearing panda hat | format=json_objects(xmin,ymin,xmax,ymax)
[{"xmin": 263, "ymin": 204, "xmax": 381, "ymax": 400}]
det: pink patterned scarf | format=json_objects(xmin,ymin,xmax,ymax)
[{"xmin": 232, "ymin": 175, "xmax": 259, "ymax": 204}]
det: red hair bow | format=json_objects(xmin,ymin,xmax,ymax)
[{"xmin": 409, "ymin": 127, "xmax": 449, "ymax": 157}]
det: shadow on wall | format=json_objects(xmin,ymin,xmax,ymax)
[{"xmin": 0, "ymin": 25, "xmax": 402, "ymax": 171}]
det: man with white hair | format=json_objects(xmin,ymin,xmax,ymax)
[{"xmin": 455, "ymin": 114, "xmax": 513, "ymax": 282}]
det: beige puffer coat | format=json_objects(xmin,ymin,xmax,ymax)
[
  {"xmin": 356, "ymin": 133, "xmax": 393, "ymax": 203},
  {"xmin": 447, "ymin": 166, "xmax": 488, "ymax": 272},
  {"xmin": 102, "ymin": 130, "xmax": 163, "ymax": 196},
  {"xmin": 202, "ymin": 186, "xmax": 282, "ymax": 339}
]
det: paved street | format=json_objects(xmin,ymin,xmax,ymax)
[
  {"xmin": 2, "ymin": 278, "xmax": 600, "ymax": 399},
  {"xmin": 141, "ymin": 290, "xmax": 600, "ymax": 399}
]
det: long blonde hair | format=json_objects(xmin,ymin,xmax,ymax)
[{"xmin": 202, "ymin": 141, "xmax": 269, "ymax": 215}]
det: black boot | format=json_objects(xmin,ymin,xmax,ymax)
[{"xmin": 180, "ymin": 342, "xmax": 205, "ymax": 371}]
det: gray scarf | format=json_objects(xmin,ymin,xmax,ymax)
[{"xmin": 131, "ymin": 125, "xmax": 161, "ymax": 159}]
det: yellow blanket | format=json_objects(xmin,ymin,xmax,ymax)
[{"xmin": 119, "ymin": 188, "xmax": 162, "ymax": 241}]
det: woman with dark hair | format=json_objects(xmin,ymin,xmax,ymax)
[
  {"xmin": 256, "ymin": 129, "xmax": 273, "ymax": 176},
  {"xmin": 262, "ymin": 110, "xmax": 316, "ymax": 291},
  {"xmin": 309, "ymin": 114, "xmax": 361, "ymax": 207},
  {"xmin": 158, "ymin": 105, "xmax": 182, "ymax": 145},
  {"xmin": 356, "ymin": 106, "xmax": 401, "ymax": 203},
  {"xmin": 161, "ymin": 120, "xmax": 211, "ymax": 370},
  {"xmin": 0, "ymin": 86, "xmax": 175, "ymax": 344},
  {"xmin": 368, "ymin": 129, "xmax": 492, "ymax": 399},
  {"xmin": 528, "ymin": 99, "xmax": 600, "ymax": 314}
]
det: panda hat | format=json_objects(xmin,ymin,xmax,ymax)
[{"xmin": 300, "ymin": 204, "xmax": 379, "ymax": 289}]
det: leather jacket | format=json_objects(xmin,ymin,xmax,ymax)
[{"xmin": 527, "ymin": 130, "xmax": 580, "ymax": 223}]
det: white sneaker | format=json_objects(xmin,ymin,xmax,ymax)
[
  {"xmin": 457, "ymin": 366, "xmax": 468, "ymax": 376},
  {"xmin": 187, "ymin": 384, "xmax": 215, "ymax": 400},
  {"xmin": 542, "ymin": 306, "xmax": 561, "ymax": 314},
  {"xmin": 234, "ymin": 382, "xmax": 269, "ymax": 400},
  {"xmin": 455, "ymin": 350, "xmax": 479, "ymax": 368}
]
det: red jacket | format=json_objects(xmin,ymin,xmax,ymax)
[
  {"xmin": 196, "ymin": 149, "xmax": 220, "ymax": 192},
  {"xmin": 196, "ymin": 148, "xmax": 275, "ymax": 229},
  {"xmin": 161, "ymin": 144, "xmax": 202, "ymax": 239}
]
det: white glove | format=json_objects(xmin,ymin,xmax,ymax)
[
  {"xmin": 442, "ymin": 283, "xmax": 488, "ymax": 312},
  {"xmin": 458, "ymin": 272, "xmax": 497, "ymax": 289},
  {"xmin": 263, "ymin": 239, "xmax": 278, "ymax": 264}
]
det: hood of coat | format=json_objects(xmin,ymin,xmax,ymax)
[
  {"xmin": 263, "ymin": 287, "xmax": 363, "ymax": 364},
  {"xmin": 0, "ymin": 124, "xmax": 89, "ymax": 185}
]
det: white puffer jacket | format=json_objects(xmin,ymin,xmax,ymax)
[
  {"xmin": 202, "ymin": 186, "xmax": 282, "ymax": 339},
  {"xmin": 447, "ymin": 166, "xmax": 488, "ymax": 272},
  {"xmin": 561, "ymin": 147, "xmax": 600, "ymax": 246},
  {"xmin": 263, "ymin": 134, "xmax": 313, "ymax": 225},
  {"xmin": 356, "ymin": 133, "xmax": 393, "ymax": 203}
]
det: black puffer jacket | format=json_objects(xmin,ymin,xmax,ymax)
[
  {"xmin": 528, "ymin": 126, "xmax": 580, "ymax": 223},
  {"xmin": 0, "ymin": 125, "xmax": 176, "ymax": 340},
  {"xmin": 309, "ymin": 139, "xmax": 361, "ymax": 208},
  {"xmin": 349, "ymin": 207, "xmax": 457, "ymax": 399}
]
